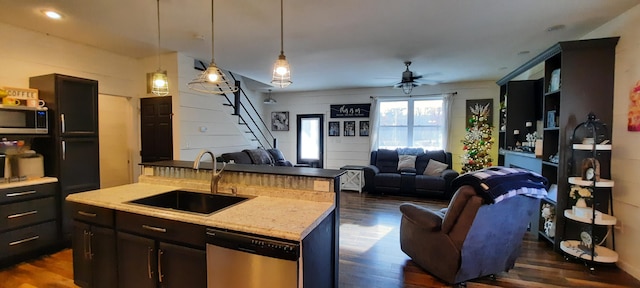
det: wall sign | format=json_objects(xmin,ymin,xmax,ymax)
[
  {"xmin": 2, "ymin": 87, "xmax": 38, "ymax": 100},
  {"xmin": 330, "ymin": 104, "xmax": 370, "ymax": 118}
]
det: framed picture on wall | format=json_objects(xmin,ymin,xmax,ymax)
[
  {"xmin": 329, "ymin": 121, "xmax": 340, "ymax": 136},
  {"xmin": 271, "ymin": 111, "xmax": 289, "ymax": 131},
  {"xmin": 344, "ymin": 121, "xmax": 356, "ymax": 136},
  {"xmin": 359, "ymin": 121, "xmax": 369, "ymax": 136}
]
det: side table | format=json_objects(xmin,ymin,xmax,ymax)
[{"xmin": 339, "ymin": 165, "xmax": 367, "ymax": 193}]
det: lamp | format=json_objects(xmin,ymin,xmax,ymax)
[
  {"xmin": 401, "ymin": 82, "xmax": 415, "ymax": 95},
  {"xmin": 187, "ymin": 0, "xmax": 238, "ymax": 94},
  {"xmin": 264, "ymin": 89, "xmax": 276, "ymax": 104},
  {"xmin": 151, "ymin": 0, "xmax": 169, "ymax": 96},
  {"xmin": 271, "ymin": 0, "xmax": 292, "ymax": 88}
]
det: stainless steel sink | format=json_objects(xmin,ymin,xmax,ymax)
[{"xmin": 128, "ymin": 190, "xmax": 249, "ymax": 214}]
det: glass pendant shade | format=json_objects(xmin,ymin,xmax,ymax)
[
  {"xmin": 151, "ymin": 70, "xmax": 169, "ymax": 96},
  {"xmin": 401, "ymin": 82, "xmax": 414, "ymax": 94},
  {"xmin": 271, "ymin": 54, "xmax": 292, "ymax": 88},
  {"xmin": 188, "ymin": 61, "xmax": 238, "ymax": 94},
  {"xmin": 187, "ymin": 0, "xmax": 237, "ymax": 94}
]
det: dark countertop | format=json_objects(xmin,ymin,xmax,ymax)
[{"xmin": 141, "ymin": 160, "xmax": 345, "ymax": 179}]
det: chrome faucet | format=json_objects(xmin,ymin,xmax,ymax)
[{"xmin": 193, "ymin": 149, "xmax": 226, "ymax": 194}]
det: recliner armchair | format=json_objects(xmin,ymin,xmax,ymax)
[{"xmin": 399, "ymin": 185, "xmax": 539, "ymax": 285}]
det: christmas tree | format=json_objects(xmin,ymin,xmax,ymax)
[{"xmin": 461, "ymin": 103, "xmax": 494, "ymax": 173}]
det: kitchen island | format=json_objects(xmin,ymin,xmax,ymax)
[{"xmin": 66, "ymin": 162, "xmax": 342, "ymax": 288}]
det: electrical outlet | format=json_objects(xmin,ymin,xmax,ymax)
[{"xmin": 615, "ymin": 220, "xmax": 623, "ymax": 233}]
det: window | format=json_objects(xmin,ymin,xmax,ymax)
[{"xmin": 377, "ymin": 97, "xmax": 445, "ymax": 150}]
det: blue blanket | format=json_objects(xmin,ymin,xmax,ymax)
[{"xmin": 452, "ymin": 166, "xmax": 548, "ymax": 203}]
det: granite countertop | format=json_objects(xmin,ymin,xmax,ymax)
[
  {"xmin": 0, "ymin": 177, "xmax": 58, "ymax": 189},
  {"xmin": 141, "ymin": 160, "xmax": 345, "ymax": 179},
  {"xmin": 66, "ymin": 183, "xmax": 334, "ymax": 241}
]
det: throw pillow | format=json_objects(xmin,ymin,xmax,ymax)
[
  {"xmin": 397, "ymin": 155, "xmax": 417, "ymax": 170},
  {"xmin": 423, "ymin": 159, "xmax": 448, "ymax": 176}
]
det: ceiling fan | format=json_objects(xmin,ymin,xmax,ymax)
[{"xmin": 393, "ymin": 61, "xmax": 438, "ymax": 94}]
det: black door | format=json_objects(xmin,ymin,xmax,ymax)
[
  {"xmin": 56, "ymin": 75, "xmax": 99, "ymax": 137},
  {"xmin": 72, "ymin": 221, "xmax": 91, "ymax": 287},
  {"xmin": 140, "ymin": 97, "xmax": 173, "ymax": 162},
  {"xmin": 91, "ymin": 226, "xmax": 117, "ymax": 288},
  {"xmin": 118, "ymin": 232, "xmax": 156, "ymax": 288},
  {"xmin": 158, "ymin": 242, "xmax": 206, "ymax": 288},
  {"xmin": 297, "ymin": 114, "xmax": 324, "ymax": 168}
]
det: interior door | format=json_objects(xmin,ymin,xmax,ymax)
[
  {"xmin": 99, "ymin": 94, "xmax": 132, "ymax": 188},
  {"xmin": 297, "ymin": 114, "xmax": 324, "ymax": 168},
  {"xmin": 140, "ymin": 97, "xmax": 173, "ymax": 162}
]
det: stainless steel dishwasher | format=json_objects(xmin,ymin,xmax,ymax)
[{"xmin": 206, "ymin": 227, "xmax": 300, "ymax": 288}]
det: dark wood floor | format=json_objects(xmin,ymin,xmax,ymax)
[{"xmin": 1, "ymin": 191, "xmax": 639, "ymax": 287}]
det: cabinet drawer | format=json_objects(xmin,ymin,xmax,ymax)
[
  {"xmin": 0, "ymin": 197, "xmax": 56, "ymax": 231},
  {"xmin": 70, "ymin": 202, "xmax": 114, "ymax": 227},
  {"xmin": 0, "ymin": 220, "xmax": 58, "ymax": 258},
  {"xmin": 116, "ymin": 211, "xmax": 205, "ymax": 248},
  {"xmin": 0, "ymin": 182, "xmax": 56, "ymax": 204}
]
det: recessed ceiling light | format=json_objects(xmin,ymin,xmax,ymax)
[
  {"xmin": 42, "ymin": 10, "xmax": 63, "ymax": 20},
  {"xmin": 546, "ymin": 24, "xmax": 565, "ymax": 32}
]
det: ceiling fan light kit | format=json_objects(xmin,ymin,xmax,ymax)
[
  {"xmin": 151, "ymin": 0, "xmax": 169, "ymax": 96},
  {"xmin": 394, "ymin": 61, "xmax": 422, "ymax": 94},
  {"xmin": 271, "ymin": 0, "xmax": 292, "ymax": 88},
  {"xmin": 264, "ymin": 89, "xmax": 277, "ymax": 104},
  {"xmin": 187, "ymin": 0, "xmax": 238, "ymax": 94}
]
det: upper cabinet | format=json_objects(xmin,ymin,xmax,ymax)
[
  {"xmin": 29, "ymin": 74, "xmax": 99, "ymax": 137},
  {"xmin": 497, "ymin": 37, "xmax": 619, "ymax": 252}
]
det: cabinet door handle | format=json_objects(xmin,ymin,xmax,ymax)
[
  {"xmin": 61, "ymin": 113, "xmax": 66, "ymax": 134},
  {"xmin": 142, "ymin": 225, "xmax": 166, "ymax": 233},
  {"xmin": 62, "ymin": 140, "xmax": 66, "ymax": 160},
  {"xmin": 7, "ymin": 210, "xmax": 38, "ymax": 219},
  {"xmin": 157, "ymin": 248, "xmax": 164, "ymax": 283},
  {"xmin": 83, "ymin": 230, "xmax": 90, "ymax": 259},
  {"xmin": 9, "ymin": 235, "xmax": 39, "ymax": 246},
  {"xmin": 147, "ymin": 247, "xmax": 154, "ymax": 279},
  {"xmin": 6, "ymin": 190, "xmax": 37, "ymax": 197},
  {"xmin": 77, "ymin": 211, "xmax": 97, "ymax": 217},
  {"xmin": 87, "ymin": 231, "xmax": 94, "ymax": 260}
]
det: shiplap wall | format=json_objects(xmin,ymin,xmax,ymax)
[
  {"xmin": 266, "ymin": 81, "xmax": 499, "ymax": 170},
  {"xmin": 582, "ymin": 4, "xmax": 640, "ymax": 280}
]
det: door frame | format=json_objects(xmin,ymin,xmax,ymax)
[{"xmin": 296, "ymin": 114, "xmax": 324, "ymax": 168}]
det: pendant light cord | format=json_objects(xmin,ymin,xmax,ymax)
[
  {"xmin": 279, "ymin": 0, "xmax": 284, "ymax": 55},
  {"xmin": 156, "ymin": 0, "xmax": 162, "ymax": 69},
  {"xmin": 211, "ymin": 0, "xmax": 215, "ymax": 62}
]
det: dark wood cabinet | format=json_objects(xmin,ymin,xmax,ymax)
[
  {"xmin": 71, "ymin": 203, "xmax": 116, "ymax": 288},
  {"xmin": 30, "ymin": 74, "xmax": 100, "ymax": 243},
  {"xmin": 0, "ymin": 182, "xmax": 59, "ymax": 267},
  {"xmin": 116, "ymin": 211, "xmax": 206, "ymax": 288},
  {"xmin": 497, "ymin": 37, "xmax": 619, "ymax": 252}
]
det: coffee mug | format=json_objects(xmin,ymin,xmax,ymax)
[
  {"xmin": 26, "ymin": 99, "xmax": 46, "ymax": 108},
  {"xmin": 2, "ymin": 97, "xmax": 20, "ymax": 106}
]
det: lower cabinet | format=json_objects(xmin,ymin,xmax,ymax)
[
  {"xmin": 116, "ymin": 211, "xmax": 206, "ymax": 288},
  {"xmin": 70, "ymin": 203, "xmax": 117, "ymax": 288},
  {"xmin": 72, "ymin": 222, "xmax": 117, "ymax": 288}
]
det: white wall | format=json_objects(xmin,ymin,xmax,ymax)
[
  {"xmin": 0, "ymin": 22, "xmax": 142, "ymax": 184},
  {"xmin": 582, "ymin": 3, "xmax": 640, "ymax": 279},
  {"xmin": 267, "ymin": 81, "xmax": 499, "ymax": 170}
]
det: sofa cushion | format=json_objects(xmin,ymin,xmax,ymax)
[
  {"xmin": 424, "ymin": 159, "xmax": 449, "ymax": 176},
  {"xmin": 267, "ymin": 148, "xmax": 292, "ymax": 166},
  {"xmin": 415, "ymin": 175, "xmax": 446, "ymax": 192},
  {"xmin": 398, "ymin": 155, "xmax": 417, "ymax": 170},
  {"xmin": 375, "ymin": 149, "xmax": 399, "ymax": 173},
  {"xmin": 374, "ymin": 173, "xmax": 402, "ymax": 187},
  {"xmin": 221, "ymin": 151, "xmax": 252, "ymax": 164},
  {"xmin": 416, "ymin": 150, "xmax": 449, "ymax": 174},
  {"xmin": 243, "ymin": 149, "xmax": 274, "ymax": 165}
]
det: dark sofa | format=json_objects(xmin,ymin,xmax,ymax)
[
  {"xmin": 221, "ymin": 148, "xmax": 292, "ymax": 166},
  {"xmin": 363, "ymin": 148, "xmax": 459, "ymax": 199}
]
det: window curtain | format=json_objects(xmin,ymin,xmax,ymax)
[
  {"xmin": 442, "ymin": 93, "xmax": 454, "ymax": 151},
  {"xmin": 369, "ymin": 97, "xmax": 380, "ymax": 152}
]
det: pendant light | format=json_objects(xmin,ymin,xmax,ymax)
[
  {"xmin": 264, "ymin": 89, "xmax": 276, "ymax": 104},
  {"xmin": 151, "ymin": 0, "xmax": 169, "ymax": 96},
  {"xmin": 271, "ymin": 0, "xmax": 292, "ymax": 88},
  {"xmin": 187, "ymin": 0, "xmax": 238, "ymax": 94}
]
